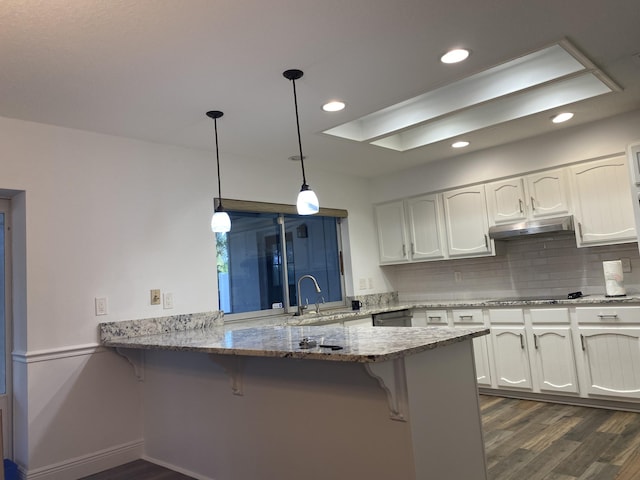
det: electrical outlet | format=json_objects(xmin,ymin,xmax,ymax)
[
  {"xmin": 150, "ymin": 289, "xmax": 161, "ymax": 305},
  {"xmin": 163, "ymin": 292, "xmax": 174, "ymax": 309},
  {"xmin": 454, "ymin": 271, "xmax": 462, "ymax": 283},
  {"xmin": 95, "ymin": 297, "xmax": 108, "ymax": 316},
  {"xmin": 359, "ymin": 278, "xmax": 367, "ymax": 290}
]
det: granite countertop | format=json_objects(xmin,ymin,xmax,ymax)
[
  {"xmin": 99, "ymin": 293, "xmax": 639, "ymax": 362},
  {"xmin": 100, "ymin": 313, "xmax": 488, "ymax": 363},
  {"xmin": 284, "ymin": 294, "xmax": 640, "ymax": 326}
]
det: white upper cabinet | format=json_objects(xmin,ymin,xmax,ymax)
[
  {"xmin": 569, "ymin": 156, "xmax": 636, "ymax": 247},
  {"xmin": 486, "ymin": 168, "xmax": 569, "ymax": 225},
  {"xmin": 405, "ymin": 194, "xmax": 446, "ymax": 261},
  {"xmin": 442, "ymin": 185, "xmax": 494, "ymax": 257},
  {"xmin": 374, "ymin": 200, "xmax": 409, "ymax": 264},
  {"xmin": 526, "ymin": 169, "xmax": 570, "ymax": 218},
  {"xmin": 375, "ymin": 194, "xmax": 446, "ymax": 265}
]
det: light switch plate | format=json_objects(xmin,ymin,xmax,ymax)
[
  {"xmin": 95, "ymin": 297, "xmax": 108, "ymax": 316},
  {"xmin": 163, "ymin": 292, "xmax": 174, "ymax": 309}
]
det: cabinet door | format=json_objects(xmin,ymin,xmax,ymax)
[
  {"xmin": 473, "ymin": 335, "xmax": 492, "ymax": 387},
  {"xmin": 343, "ymin": 317, "xmax": 373, "ymax": 327},
  {"xmin": 531, "ymin": 327, "xmax": 579, "ymax": 394},
  {"xmin": 406, "ymin": 194, "xmax": 446, "ymax": 260},
  {"xmin": 525, "ymin": 168, "xmax": 570, "ymax": 218},
  {"xmin": 579, "ymin": 328, "xmax": 640, "ymax": 399},
  {"xmin": 492, "ymin": 327, "xmax": 533, "ymax": 389},
  {"xmin": 374, "ymin": 201, "xmax": 409, "ymax": 264},
  {"xmin": 486, "ymin": 178, "xmax": 526, "ymax": 224},
  {"xmin": 570, "ymin": 157, "xmax": 636, "ymax": 246},
  {"xmin": 442, "ymin": 186, "xmax": 493, "ymax": 257}
]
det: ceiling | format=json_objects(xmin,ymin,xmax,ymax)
[{"xmin": 1, "ymin": 0, "xmax": 639, "ymax": 178}]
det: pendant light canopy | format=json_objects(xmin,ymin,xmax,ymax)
[
  {"xmin": 206, "ymin": 110, "xmax": 231, "ymax": 233},
  {"xmin": 283, "ymin": 69, "xmax": 319, "ymax": 215}
]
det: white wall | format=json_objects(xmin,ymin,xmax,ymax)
[
  {"xmin": 0, "ymin": 115, "xmax": 380, "ymax": 476},
  {"xmin": 370, "ymin": 109, "xmax": 640, "ymax": 203},
  {"xmin": 5, "ymin": 106, "xmax": 640, "ymax": 477},
  {"xmin": 369, "ymin": 109, "xmax": 640, "ymax": 296}
]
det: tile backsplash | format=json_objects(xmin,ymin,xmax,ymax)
[{"xmin": 386, "ymin": 233, "xmax": 640, "ymax": 301}]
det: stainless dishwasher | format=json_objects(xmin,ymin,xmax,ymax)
[{"xmin": 372, "ymin": 309, "xmax": 412, "ymax": 327}]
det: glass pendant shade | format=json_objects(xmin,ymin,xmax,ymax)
[
  {"xmin": 297, "ymin": 185, "xmax": 319, "ymax": 215},
  {"xmin": 211, "ymin": 208, "xmax": 231, "ymax": 233}
]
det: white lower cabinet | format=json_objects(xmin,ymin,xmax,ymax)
[
  {"xmin": 578, "ymin": 327, "xmax": 640, "ymax": 399},
  {"xmin": 492, "ymin": 326, "xmax": 533, "ymax": 390},
  {"xmin": 472, "ymin": 336, "xmax": 493, "ymax": 387},
  {"xmin": 451, "ymin": 309, "xmax": 492, "ymax": 387},
  {"xmin": 528, "ymin": 308, "xmax": 579, "ymax": 395},
  {"xmin": 489, "ymin": 309, "xmax": 532, "ymax": 390},
  {"xmin": 531, "ymin": 326, "xmax": 579, "ymax": 394},
  {"xmin": 408, "ymin": 303, "xmax": 640, "ymax": 404}
]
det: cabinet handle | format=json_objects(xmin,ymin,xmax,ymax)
[
  {"xmin": 484, "ymin": 234, "xmax": 488, "ymax": 249},
  {"xmin": 519, "ymin": 333, "xmax": 525, "ymax": 349},
  {"xmin": 402, "ymin": 244, "xmax": 406, "ymax": 257},
  {"xmin": 519, "ymin": 198, "xmax": 524, "ymax": 214},
  {"xmin": 533, "ymin": 334, "xmax": 539, "ymax": 349},
  {"xmin": 411, "ymin": 243, "xmax": 415, "ymax": 255},
  {"xmin": 428, "ymin": 316, "xmax": 442, "ymax": 321},
  {"xmin": 580, "ymin": 334, "xmax": 586, "ymax": 351},
  {"xmin": 458, "ymin": 315, "xmax": 473, "ymax": 320},
  {"xmin": 530, "ymin": 196, "xmax": 536, "ymax": 211},
  {"xmin": 597, "ymin": 314, "xmax": 619, "ymax": 319},
  {"xmin": 578, "ymin": 222, "xmax": 583, "ymax": 240}
]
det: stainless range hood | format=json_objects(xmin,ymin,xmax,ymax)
[{"xmin": 488, "ymin": 215, "xmax": 574, "ymax": 240}]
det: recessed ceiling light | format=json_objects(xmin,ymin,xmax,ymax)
[
  {"xmin": 452, "ymin": 141, "xmax": 470, "ymax": 148},
  {"xmin": 551, "ymin": 112, "xmax": 574, "ymax": 123},
  {"xmin": 322, "ymin": 101, "xmax": 345, "ymax": 112},
  {"xmin": 441, "ymin": 48, "xmax": 470, "ymax": 64}
]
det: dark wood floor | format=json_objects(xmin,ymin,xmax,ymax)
[
  {"xmin": 81, "ymin": 395, "xmax": 640, "ymax": 480},
  {"xmin": 480, "ymin": 395, "xmax": 640, "ymax": 480},
  {"xmin": 79, "ymin": 459, "xmax": 194, "ymax": 480}
]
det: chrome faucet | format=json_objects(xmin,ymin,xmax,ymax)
[{"xmin": 296, "ymin": 274, "xmax": 322, "ymax": 316}]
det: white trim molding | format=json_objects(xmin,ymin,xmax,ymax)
[
  {"xmin": 12, "ymin": 344, "xmax": 103, "ymax": 364},
  {"xmin": 23, "ymin": 439, "xmax": 143, "ymax": 480}
]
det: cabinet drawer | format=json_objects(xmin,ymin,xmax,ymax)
[
  {"xmin": 452, "ymin": 309, "xmax": 484, "ymax": 325},
  {"xmin": 576, "ymin": 306, "xmax": 640, "ymax": 324},
  {"xmin": 425, "ymin": 310, "xmax": 449, "ymax": 325},
  {"xmin": 529, "ymin": 308, "xmax": 570, "ymax": 324},
  {"xmin": 488, "ymin": 308, "xmax": 524, "ymax": 324}
]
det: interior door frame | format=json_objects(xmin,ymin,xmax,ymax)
[{"xmin": 0, "ymin": 198, "xmax": 13, "ymax": 458}]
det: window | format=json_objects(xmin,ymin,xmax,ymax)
[{"xmin": 215, "ymin": 203, "xmax": 345, "ymax": 316}]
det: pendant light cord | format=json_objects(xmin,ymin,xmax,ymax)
[
  {"xmin": 213, "ymin": 117, "xmax": 223, "ymax": 210},
  {"xmin": 290, "ymin": 77, "xmax": 308, "ymax": 188}
]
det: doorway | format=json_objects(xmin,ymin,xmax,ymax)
[{"xmin": 0, "ymin": 198, "xmax": 12, "ymax": 458}]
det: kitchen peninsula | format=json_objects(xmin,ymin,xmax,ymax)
[{"xmin": 101, "ymin": 314, "xmax": 489, "ymax": 480}]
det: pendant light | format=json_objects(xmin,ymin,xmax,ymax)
[
  {"xmin": 283, "ymin": 69, "xmax": 320, "ymax": 215},
  {"xmin": 206, "ymin": 110, "xmax": 231, "ymax": 233}
]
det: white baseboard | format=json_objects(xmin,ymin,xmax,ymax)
[
  {"xmin": 22, "ymin": 439, "xmax": 143, "ymax": 480},
  {"xmin": 142, "ymin": 455, "xmax": 216, "ymax": 480}
]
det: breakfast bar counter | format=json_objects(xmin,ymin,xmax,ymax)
[{"xmin": 100, "ymin": 313, "xmax": 489, "ymax": 480}]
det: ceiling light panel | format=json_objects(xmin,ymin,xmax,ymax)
[
  {"xmin": 371, "ymin": 73, "xmax": 613, "ymax": 151},
  {"xmin": 323, "ymin": 40, "xmax": 619, "ymax": 152},
  {"xmin": 324, "ymin": 43, "xmax": 589, "ymax": 142}
]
